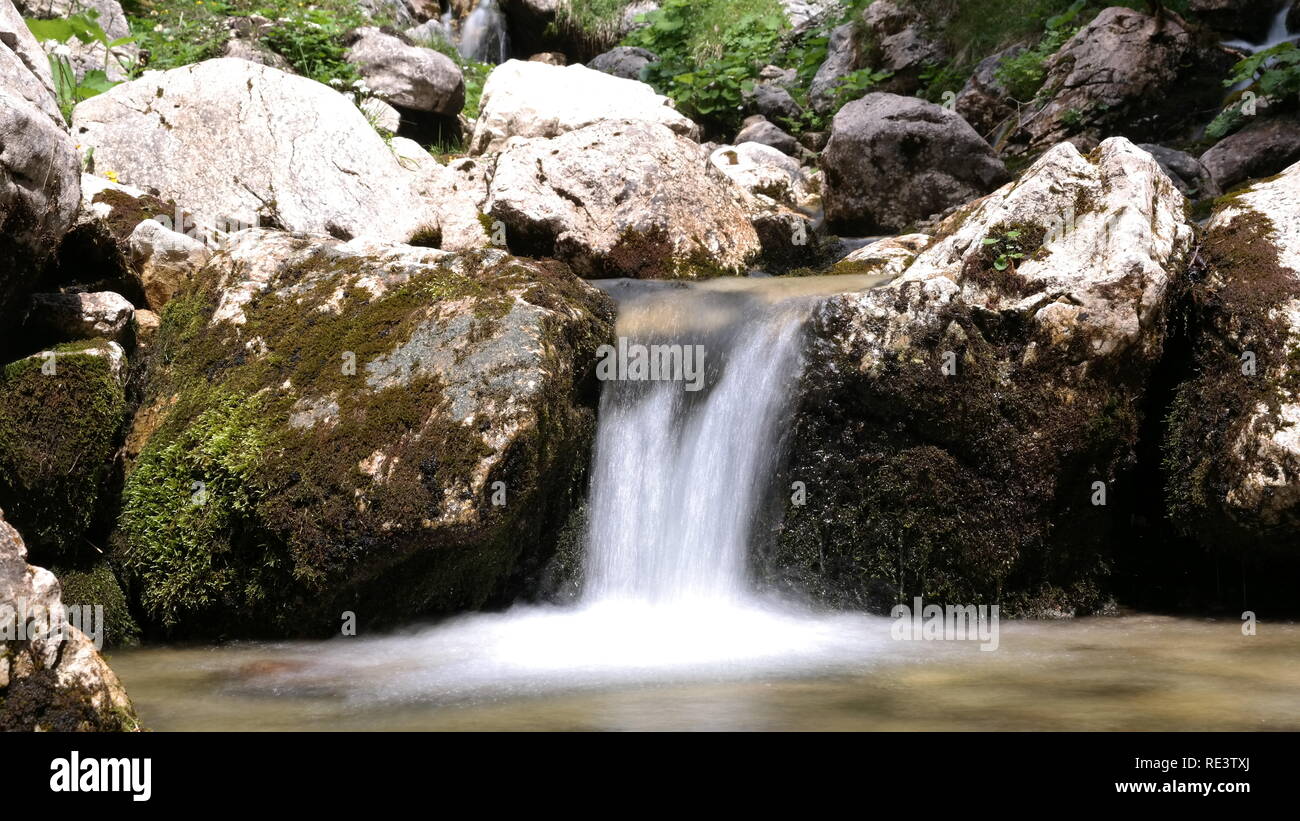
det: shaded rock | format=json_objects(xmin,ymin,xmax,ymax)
[
  {"xmin": 486, "ymin": 120, "xmax": 760, "ymax": 278},
  {"xmin": 0, "ymin": 340, "xmax": 126, "ymax": 560},
  {"xmin": 954, "ymin": 46, "xmax": 1024, "ymax": 139},
  {"xmin": 1006, "ymin": 7, "xmax": 1235, "ymax": 158},
  {"xmin": 27, "ymin": 291, "xmax": 133, "ymax": 342},
  {"xmin": 72, "ymin": 58, "xmax": 441, "ymax": 244},
  {"xmin": 118, "ymin": 231, "xmax": 614, "ymax": 637},
  {"xmin": 468, "ymin": 60, "xmax": 698, "ymax": 154},
  {"xmin": 1200, "ymin": 117, "xmax": 1300, "ymax": 192},
  {"xmin": 822, "ymin": 92, "xmax": 1009, "ymax": 233},
  {"xmin": 361, "ymin": 95, "xmax": 401, "ymax": 133},
  {"xmin": 735, "ymin": 115, "xmax": 801, "ymax": 156},
  {"xmin": 0, "ymin": 509, "xmax": 138, "ymax": 731},
  {"xmin": 770, "ymin": 138, "xmax": 1192, "ymax": 615},
  {"xmin": 0, "ymin": 0, "xmax": 81, "ymax": 323},
  {"xmin": 1139, "ymin": 143, "xmax": 1221, "ymax": 200},
  {"xmin": 809, "ymin": 22, "xmax": 857, "ymax": 115},
  {"xmin": 587, "ymin": 45, "xmax": 657, "ymax": 80},
  {"xmin": 751, "ymin": 81, "xmax": 803, "ymax": 125},
  {"xmin": 345, "ymin": 27, "xmax": 465, "ymax": 115},
  {"xmin": 859, "ymin": 0, "xmax": 943, "ymax": 94},
  {"xmin": 1165, "ymin": 158, "xmax": 1300, "ymax": 553}
]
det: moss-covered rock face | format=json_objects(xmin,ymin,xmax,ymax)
[
  {"xmin": 764, "ymin": 138, "xmax": 1192, "ymax": 616},
  {"xmin": 0, "ymin": 341, "xmax": 128, "ymax": 563},
  {"xmin": 49, "ymin": 559, "xmax": 140, "ymax": 649},
  {"xmin": 117, "ymin": 230, "xmax": 614, "ymax": 637},
  {"xmin": 1165, "ymin": 163, "xmax": 1300, "ymax": 555}
]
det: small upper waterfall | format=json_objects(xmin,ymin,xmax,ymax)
[
  {"xmin": 458, "ymin": 0, "xmax": 511, "ymax": 64},
  {"xmin": 1223, "ymin": 1, "xmax": 1298, "ymax": 54}
]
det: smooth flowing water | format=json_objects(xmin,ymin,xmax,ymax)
[
  {"xmin": 1223, "ymin": 1, "xmax": 1298, "ymax": 54},
  {"xmin": 107, "ymin": 274, "xmax": 1300, "ymax": 730}
]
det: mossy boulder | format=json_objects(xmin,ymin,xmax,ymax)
[
  {"xmin": 116, "ymin": 230, "xmax": 614, "ymax": 637},
  {"xmin": 765, "ymin": 138, "xmax": 1193, "ymax": 615},
  {"xmin": 1164, "ymin": 160, "xmax": 1300, "ymax": 555},
  {"xmin": 0, "ymin": 340, "xmax": 128, "ymax": 563},
  {"xmin": 49, "ymin": 559, "xmax": 140, "ymax": 649}
]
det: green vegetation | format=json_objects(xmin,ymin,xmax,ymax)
[
  {"xmin": 993, "ymin": 0, "xmax": 1085, "ymax": 101},
  {"xmin": 1207, "ymin": 43, "xmax": 1300, "ymax": 141},
  {"xmin": 24, "ymin": 11, "xmax": 135, "ymax": 120}
]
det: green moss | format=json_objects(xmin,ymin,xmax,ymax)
[
  {"xmin": 0, "ymin": 343, "xmax": 126, "ymax": 561},
  {"xmin": 49, "ymin": 559, "xmax": 141, "ymax": 648}
]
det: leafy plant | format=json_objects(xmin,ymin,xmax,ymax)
[
  {"xmin": 628, "ymin": 0, "xmax": 789, "ymax": 131},
  {"xmin": 982, "ymin": 229, "xmax": 1028, "ymax": 271},
  {"xmin": 25, "ymin": 11, "xmax": 136, "ymax": 119},
  {"xmin": 1207, "ymin": 43, "xmax": 1300, "ymax": 140}
]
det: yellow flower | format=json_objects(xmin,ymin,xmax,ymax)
[{"xmin": 105, "ymin": 170, "xmax": 119, "ymax": 183}]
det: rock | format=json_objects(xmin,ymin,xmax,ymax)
[
  {"xmin": 0, "ymin": 0, "xmax": 82, "ymax": 323},
  {"xmin": 26, "ymin": 291, "xmax": 133, "ymax": 342},
  {"xmin": 822, "ymin": 92, "xmax": 1010, "ymax": 233},
  {"xmin": 72, "ymin": 58, "xmax": 440, "ymax": 244},
  {"xmin": 1007, "ymin": 7, "xmax": 1235, "ymax": 158},
  {"xmin": 735, "ymin": 115, "xmax": 801, "ymax": 156},
  {"xmin": 132, "ymin": 308, "xmax": 160, "ymax": 344},
  {"xmin": 528, "ymin": 51, "xmax": 567, "ymax": 65},
  {"xmin": 710, "ymin": 141, "xmax": 820, "ymax": 266},
  {"xmin": 398, "ymin": 147, "xmax": 498, "ymax": 251},
  {"xmin": 0, "ymin": 340, "xmax": 127, "ymax": 560},
  {"xmin": 1139, "ymin": 143, "xmax": 1221, "ymax": 200},
  {"xmin": 751, "ymin": 82, "xmax": 803, "ymax": 125},
  {"xmin": 0, "ymin": 509, "xmax": 138, "ymax": 731},
  {"xmin": 361, "ymin": 95, "xmax": 402, "ymax": 133},
  {"xmin": 486, "ymin": 119, "xmax": 761, "ymax": 277},
  {"xmin": 770, "ymin": 138, "xmax": 1192, "ymax": 614},
  {"xmin": 1165, "ymin": 158, "xmax": 1300, "ymax": 552},
  {"xmin": 345, "ymin": 27, "xmax": 465, "ymax": 116},
  {"xmin": 128, "ymin": 218, "xmax": 212, "ymax": 310},
  {"xmin": 587, "ymin": 45, "xmax": 658, "ymax": 80},
  {"xmin": 781, "ymin": 0, "xmax": 840, "ymax": 34},
  {"xmin": 48, "ymin": 557, "xmax": 138, "ymax": 648},
  {"xmin": 1200, "ymin": 117, "xmax": 1300, "ymax": 192},
  {"xmin": 468, "ymin": 60, "xmax": 699, "ymax": 154},
  {"xmin": 221, "ymin": 16, "xmax": 291, "ymax": 71},
  {"xmin": 118, "ymin": 230, "xmax": 614, "ymax": 636},
  {"xmin": 954, "ymin": 46, "xmax": 1024, "ymax": 139},
  {"xmin": 1189, "ymin": 0, "xmax": 1287, "ymax": 41},
  {"xmin": 859, "ymin": 0, "xmax": 943, "ymax": 94},
  {"xmin": 809, "ymin": 22, "xmax": 857, "ymax": 115},
  {"xmin": 830, "ymin": 233, "xmax": 929, "ymax": 277}
]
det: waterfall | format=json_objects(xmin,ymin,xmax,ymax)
[
  {"xmin": 582, "ymin": 283, "xmax": 810, "ymax": 606},
  {"xmin": 457, "ymin": 0, "xmax": 511, "ymax": 64},
  {"xmin": 1223, "ymin": 1, "xmax": 1298, "ymax": 54}
]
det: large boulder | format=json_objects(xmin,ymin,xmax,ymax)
[
  {"xmin": 117, "ymin": 231, "xmax": 614, "ymax": 636},
  {"xmin": 1006, "ymin": 7, "xmax": 1235, "ymax": 158},
  {"xmin": 769, "ymin": 138, "xmax": 1192, "ymax": 615},
  {"xmin": 809, "ymin": 22, "xmax": 857, "ymax": 115},
  {"xmin": 0, "ymin": 340, "xmax": 126, "ymax": 563},
  {"xmin": 345, "ymin": 27, "xmax": 465, "ymax": 116},
  {"xmin": 1200, "ymin": 117, "xmax": 1300, "ymax": 193},
  {"xmin": 0, "ymin": 0, "xmax": 82, "ymax": 323},
  {"xmin": 822, "ymin": 93, "xmax": 1009, "ymax": 233},
  {"xmin": 858, "ymin": 0, "xmax": 943, "ymax": 95},
  {"xmin": 485, "ymin": 120, "xmax": 761, "ymax": 278},
  {"xmin": 469, "ymin": 60, "xmax": 699, "ymax": 154},
  {"xmin": 954, "ymin": 46, "xmax": 1024, "ymax": 140},
  {"xmin": 1165, "ymin": 159, "xmax": 1300, "ymax": 554},
  {"xmin": 1, "ymin": 509, "xmax": 138, "ymax": 731},
  {"xmin": 25, "ymin": 291, "xmax": 134, "ymax": 342},
  {"xmin": 71, "ymin": 58, "xmax": 439, "ymax": 244}
]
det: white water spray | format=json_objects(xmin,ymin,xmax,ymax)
[{"xmin": 1223, "ymin": 1, "xmax": 1298, "ymax": 54}]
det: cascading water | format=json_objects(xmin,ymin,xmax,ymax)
[
  {"xmin": 1223, "ymin": 1, "xmax": 1298, "ymax": 54},
  {"xmin": 211, "ymin": 276, "xmax": 900, "ymax": 703}
]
